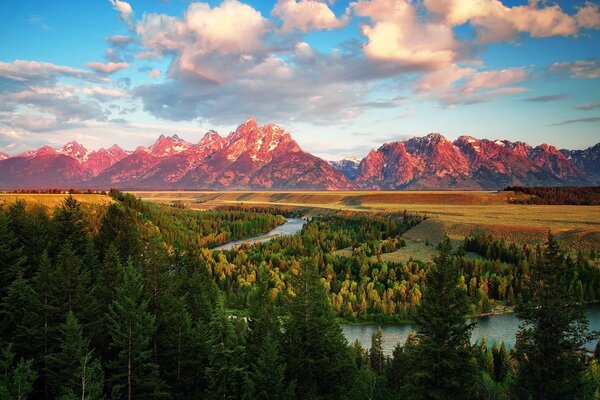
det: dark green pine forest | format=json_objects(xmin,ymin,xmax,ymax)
[{"xmin": 1, "ymin": 191, "xmax": 600, "ymax": 399}]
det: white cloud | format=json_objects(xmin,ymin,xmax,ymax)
[
  {"xmin": 82, "ymin": 86, "xmax": 128, "ymax": 99},
  {"xmin": 351, "ymin": 0, "xmax": 461, "ymax": 71},
  {"xmin": 423, "ymin": 0, "xmax": 580, "ymax": 43},
  {"xmin": 272, "ymin": 0, "xmax": 348, "ymax": 34},
  {"xmin": 109, "ymin": 0, "xmax": 133, "ymax": 27},
  {"xmin": 149, "ymin": 69, "xmax": 161, "ymax": 78},
  {"xmin": 86, "ymin": 61, "xmax": 130, "ymax": 74}
]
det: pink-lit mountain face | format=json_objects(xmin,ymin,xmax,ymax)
[{"xmin": 0, "ymin": 118, "xmax": 598, "ymax": 189}]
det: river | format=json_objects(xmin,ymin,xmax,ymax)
[
  {"xmin": 212, "ymin": 218, "xmax": 306, "ymax": 250},
  {"xmin": 343, "ymin": 303, "xmax": 600, "ymax": 356}
]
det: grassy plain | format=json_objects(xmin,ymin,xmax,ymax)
[
  {"xmin": 0, "ymin": 193, "xmax": 113, "ymax": 210},
  {"xmin": 133, "ymin": 190, "xmax": 600, "ymax": 251}
]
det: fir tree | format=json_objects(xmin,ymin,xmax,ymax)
[
  {"xmin": 52, "ymin": 196, "xmax": 89, "ymax": 257},
  {"xmin": 403, "ymin": 237, "xmax": 479, "ymax": 400},
  {"xmin": 205, "ymin": 298, "xmax": 247, "ymax": 400},
  {"xmin": 96, "ymin": 204, "xmax": 142, "ymax": 263},
  {"xmin": 91, "ymin": 244, "xmax": 123, "ymax": 360},
  {"xmin": 107, "ymin": 260, "xmax": 166, "ymax": 400},
  {"xmin": 0, "ymin": 210, "xmax": 25, "ymax": 298},
  {"xmin": 284, "ymin": 259, "xmax": 353, "ymax": 400},
  {"xmin": 244, "ymin": 268, "xmax": 289, "ymax": 400},
  {"xmin": 46, "ymin": 312, "xmax": 104, "ymax": 399},
  {"xmin": 49, "ymin": 244, "xmax": 90, "ymax": 320},
  {"xmin": 0, "ymin": 275, "xmax": 39, "ymax": 358},
  {"xmin": 369, "ymin": 326, "xmax": 385, "ymax": 374},
  {"xmin": 515, "ymin": 233, "xmax": 596, "ymax": 399}
]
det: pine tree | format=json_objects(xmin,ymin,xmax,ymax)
[
  {"xmin": 0, "ymin": 210, "xmax": 25, "ymax": 298},
  {"xmin": 91, "ymin": 244, "xmax": 123, "ymax": 360},
  {"xmin": 52, "ymin": 196, "xmax": 89, "ymax": 257},
  {"xmin": 492, "ymin": 341, "xmax": 512, "ymax": 383},
  {"xmin": 0, "ymin": 275, "xmax": 39, "ymax": 358},
  {"xmin": 403, "ymin": 237, "xmax": 479, "ymax": 400},
  {"xmin": 96, "ymin": 204, "xmax": 142, "ymax": 263},
  {"xmin": 33, "ymin": 251, "xmax": 58, "ymax": 400},
  {"xmin": 515, "ymin": 233, "xmax": 596, "ymax": 399},
  {"xmin": 205, "ymin": 298, "xmax": 247, "ymax": 400},
  {"xmin": 46, "ymin": 312, "xmax": 104, "ymax": 399},
  {"xmin": 369, "ymin": 326, "xmax": 385, "ymax": 374},
  {"xmin": 140, "ymin": 233, "xmax": 173, "ymax": 366},
  {"xmin": 244, "ymin": 268, "xmax": 289, "ymax": 400},
  {"xmin": 0, "ymin": 344, "xmax": 37, "ymax": 400},
  {"xmin": 284, "ymin": 259, "xmax": 354, "ymax": 400},
  {"xmin": 49, "ymin": 244, "xmax": 91, "ymax": 320},
  {"xmin": 107, "ymin": 260, "xmax": 166, "ymax": 400}
]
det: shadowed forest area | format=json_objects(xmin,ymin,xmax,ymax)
[{"xmin": 1, "ymin": 192, "xmax": 600, "ymax": 399}]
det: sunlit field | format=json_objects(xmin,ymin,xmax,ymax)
[
  {"xmin": 133, "ymin": 190, "xmax": 600, "ymax": 251},
  {"xmin": 0, "ymin": 193, "xmax": 113, "ymax": 210}
]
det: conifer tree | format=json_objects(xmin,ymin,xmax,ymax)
[
  {"xmin": 492, "ymin": 341, "xmax": 512, "ymax": 383},
  {"xmin": 107, "ymin": 260, "xmax": 166, "ymax": 400},
  {"xmin": 47, "ymin": 312, "xmax": 104, "ymax": 400},
  {"xmin": 244, "ymin": 268, "xmax": 289, "ymax": 400},
  {"xmin": 369, "ymin": 326, "xmax": 385, "ymax": 374},
  {"xmin": 205, "ymin": 298, "xmax": 247, "ymax": 400},
  {"xmin": 0, "ymin": 275, "xmax": 38, "ymax": 358},
  {"xmin": 49, "ymin": 244, "xmax": 90, "ymax": 320},
  {"xmin": 0, "ymin": 210, "xmax": 25, "ymax": 298},
  {"xmin": 404, "ymin": 237, "xmax": 479, "ymax": 400},
  {"xmin": 284, "ymin": 259, "xmax": 353, "ymax": 400},
  {"xmin": 96, "ymin": 204, "xmax": 142, "ymax": 263},
  {"xmin": 515, "ymin": 233, "xmax": 596, "ymax": 399},
  {"xmin": 52, "ymin": 196, "xmax": 89, "ymax": 257},
  {"xmin": 91, "ymin": 244, "xmax": 123, "ymax": 360}
]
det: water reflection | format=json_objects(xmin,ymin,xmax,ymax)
[{"xmin": 343, "ymin": 303, "xmax": 600, "ymax": 356}]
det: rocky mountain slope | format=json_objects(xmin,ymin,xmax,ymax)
[{"xmin": 0, "ymin": 118, "xmax": 597, "ymax": 189}]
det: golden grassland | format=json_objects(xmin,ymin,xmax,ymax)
[
  {"xmin": 133, "ymin": 190, "xmax": 600, "ymax": 251},
  {"xmin": 0, "ymin": 194, "xmax": 113, "ymax": 210}
]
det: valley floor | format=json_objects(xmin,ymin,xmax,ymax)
[{"xmin": 132, "ymin": 190, "xmax": 600, "ymax": 251}]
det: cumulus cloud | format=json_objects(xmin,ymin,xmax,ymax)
[
  {"xmin": 86, "ymin": 61, "xmax": 130, "ymax": 74},
  {"xmin": 423, "ymin": 0, "xmax": 579, "ymax": 43},
  {"xmin": 550, "ymin": 60, "xmax": 600, "ymax": 79},
  {"xmin": 352, "ymin": 0, "xmax": 461, "ymax": 71},
  {"xmin": 576, "ymin": 2, "xmax": 600, "ymax": 29},
  {"xmin": 109, "ymin": 0, "xmax": 133, "ymax": 27},
  {"xmin": 148, "ymin": 69, "xmax": 161, "ymax": 78},
  {"xmin": 272, "ymin": 0, "xmax": 349, "ymax": 34}
]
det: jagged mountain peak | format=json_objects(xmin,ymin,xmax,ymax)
[
  {"xmin": 1, "ymin": 122, "xmax": 599, "ymax": 189},
  {"xmin": 60, "ymin": 140, "xmax": 89, "ymax": 162},
  {"xmin": 149, "ymin": 134, "xmax": 192, "ymax": 157}
]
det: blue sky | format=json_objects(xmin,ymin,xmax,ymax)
[{"xmin": 1, "ymin": 0, "xmax": 599, "ymax": 159}]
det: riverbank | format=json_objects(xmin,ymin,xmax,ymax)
[
  {"xmin": 212, "ymin": 217, "xmax": 305, "ymax": 250},
  {"xmin": 339, "ymin": 303, "xmax": 516, "ymax": 326}
]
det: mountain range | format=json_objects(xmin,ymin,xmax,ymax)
[{"xmin": 0, "ymin": 117, "xmax": 598, "ymax": 190}]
